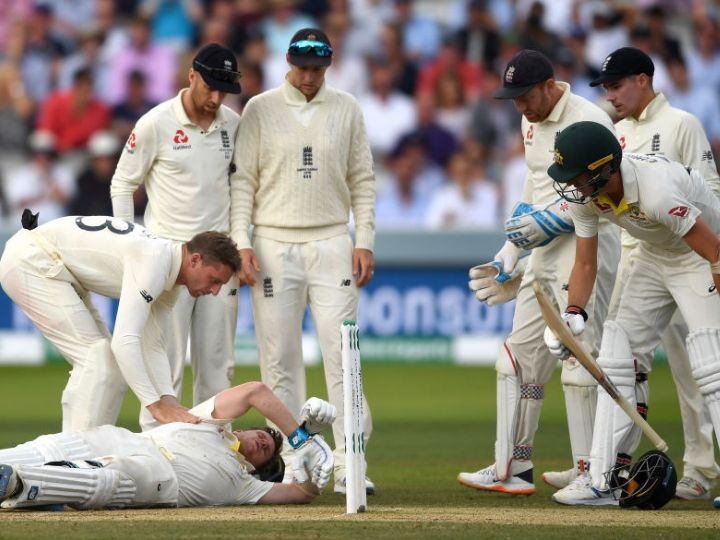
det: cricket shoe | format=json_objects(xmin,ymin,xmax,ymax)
[
  {"xmin": 333, "ymin": 475, "xmax": 376, "ymax": 495},
  {"xmin": 674, "ymin": 476, "xmax": 711, "ymax": 500},
  {"xmin": 551, "ymin": 473, "xmax": 618, "ymax": 506},
  {"xmin": 541, "ymin": 467, "xmax": 577, "ymax": 489},
  {"xmin": 457, "ymin": 462, "xmax": 535, "ymax": 495},
  {"xmin": 0, "ymin": 465, "xmax": 20, "ymax": 503}
]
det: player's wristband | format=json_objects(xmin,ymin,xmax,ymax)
[
  {"xmin": 288, "ymin": 426, "xmax": 309, "ymax": 449},
  {"xmin": 565, "ymin": 305, "xmax": 588, "ymax": 322}
]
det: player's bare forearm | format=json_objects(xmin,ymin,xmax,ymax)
[
  {"xmin": 212, "ymin": 382, "xmax": 298, "ymax": 435},
  {"xmin": 239, "ymin": 248, "xmax": 260, "ymax": 286},
  {"xmin": 567, "ymin": 235, "xmax": 598, "ymax": 309},
  {"xmin": 257, "ymin": 481, "xmax": 317, "ymax": 504},
  {"xmin": 353, "ymin": 248, "xmax": 374, "ymax": 287},
  {"xmin": 682, "ymin": 219, "xmax": 720, "ymax": 267}
]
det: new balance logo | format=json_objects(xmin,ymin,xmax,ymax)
[
  {"xmin": 702, "ymin": 150, "xmax": 714, "ymax": 162},
  {"xmin": 340, "ymin": 279, "xmax": 352, "ymax": 287},
  {"xmin": 710, "ymin": 285, "xmax": 716, "ymax": 293},
  {"xmin": 263, "ymin": 277, "xmax": 274, "ymax": 298},
  {"xmin": 228, "ymin": 289, "xmax": 237, "ymax": 296},
  {"xmin": 140, "ymin": 290, "xmax": 154, "ymax": 303}
]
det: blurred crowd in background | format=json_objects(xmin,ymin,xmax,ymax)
[{"xmin": 0, "ymin": 0, "xmax": 719, "ymax": 231}]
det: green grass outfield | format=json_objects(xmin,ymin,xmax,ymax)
[{"xmin": 0, "ymin": 362, "xmax": 718, "ymax": 539}]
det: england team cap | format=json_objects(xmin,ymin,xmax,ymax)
[
  {"xmin": 493, "ymin": 49, "xmax": 554, "ymax": 99},
  {"xmin": 589, "ymin": 47, "xmax": 655, "ymax": 87},
  {"xmin": 192, "ymin": 43, "xmax": 242, "ymax": 94}
]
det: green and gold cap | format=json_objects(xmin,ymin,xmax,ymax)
[{"xmin": 547, "ymin": 121, "xmax": 622, "ymax": 183}]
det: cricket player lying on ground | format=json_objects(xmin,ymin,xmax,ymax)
[
  {"xmin": 543, "ymin": 120, "xmax": 720, "ymax": 506},
  {"xmin": 0, "ymin": 382, "xmax": 336, "ymax": 509}
]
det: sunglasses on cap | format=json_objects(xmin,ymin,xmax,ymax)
[
  {"xmin": 193, "ymin": 60, "xmax": 242, "ymax": 83},
  {"xmin": 288, "ymin": 40, "xmax": 333, "ymax": 57}
]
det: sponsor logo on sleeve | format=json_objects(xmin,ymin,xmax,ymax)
[
  {"xmin": 140, "ymin": 290, "xmax": 154, "ymax": 303},
  {"xmin": 668, "ymin": 206, "xmax": 689, "ymax": 218},
  {"xmin": 125, "ymin": 132, "xmax": 137, "ymax": 154}
]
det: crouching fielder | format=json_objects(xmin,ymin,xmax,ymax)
[
  {"xmin": 0, "ymin": 382, "xmax": 336, "ymax": 509},
  {"xmin": 543, "ymin": 121, "xmax": 720, "ymax": 506}
]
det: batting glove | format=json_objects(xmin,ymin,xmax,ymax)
[
  {"xmin": 504, "ymin": 198, "xmax": 574, "ymax": 250},
  {"xmin": 299, "ymin": 397, "xmax": 336, "ymax": 435},
  {"xmin": 290, "ymin": 435, "xmax": 334, "ymax": 490},
  {"xmin": 543, "ymin": 306, "xmax": 587, "ymax": 360}
]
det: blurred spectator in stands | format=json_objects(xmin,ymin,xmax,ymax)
[
  {"xmin": 416, "ymin": 34, "xmax": 484, "ymax": 104},
  {"xmin": 377, "ymin": 22, "xmax": 417, "ymax": 97},
  {"xmin": 413, "ymin": 92, "xmax": 458, "ymax": 169},
  {"xmin": 425, "ymin": 150, "xmax": 500, "ymax": 229},
  {"xmin": 517, "ymin": 1, "xmax": 563, "ymax": 60},
  {"xmin": 68, "ymin": 131, "xmax": 120, "ymax": 216},
  {"xmin": 467, "ymin": 69, "xmax": 520, "ymax": 168},
  {"xmin": 0, "ymin": 62, "xmax": 34, "ymax": 166},
  {"xmin": 106, "ymin": 15, "xmax": 177, "ymax": 106},
  {"xmin": 686, "ymin": 16, "xmax": 720, "ymax": 95},
  {"xmin": 19, "ymin": 3, "xmax": 69, "ymax": 104},
  {"xmin": 375, "ymin": 135, "xmax": 432, "ymax": 228},
  {"xmin": 358, "ymin": 57, "xmax": 417, "ymax": 161},
  {"xmin": 58, "ymin": 28, "xmax": 112, "ymax": 102},
  {"xmin": 666, "ymin": 53, "xmax": 720, "ymax": 155},
  {"xmin": 500, "ymin": 132, "xmax": 527, "ymax": 219},
  {"xmin": 94, "ymin": 0, "xmax": 130, "ymax": 69},
  {"xmin": 48, "ymin": 0, "xmax": 95, "ymax": 50},
  {"xmin": 392, "ymin": 0, "xmax": 441, "ymax": 65},
  {"xmin": 139, "ymin": 0, "xmax": 203, "ymax": 54},
  {"xmin": 643, "ymin": 4, "xmax": 682, "ymax": 62},
  {"xmin": 3, "ymin": 130, "xmax": 75, "ymax": 224},
  {"xmin": 226, "ymin": 0, "xmax": 265, "ymax": 55},
  {"xmin": 242, "ymin": 26, "xmax": 286, "ymax": 90},
  {"xmin": 629, "ymin": 25, "xmax": 672, "ymax": 96},
  {"xmin": 515, "ymin": 0, "xmax": 574, "ymax": 38},
  {"xmin": 348, "ymin": 0, "xmax": 394, "ymax": 59},
  {"xmin": 0, "ymin": 0, "xmax": 31, "ymax": 60},
  {"xmin": 454, "ymin": 0, "xmax": 501, "ymax": 71},
  {"xmin": 111, "ymin": 70, "xmax": 155, "ymax": 142},
  {"xmin": 261, "ymin": 0, "xmax": 317, "ymax": 57},
  {"xmin": 37, "ymin": 66, "xmax": 110, "ymax": 155},
  {"xmin": 324, "ymin": 10, "xmax": 369, "ymax": 97},
  {"xmin": 583, "ymin": 1, "xmax": 627, "ymax": 74},
  {"xmin": 433, "ymin": 71, "xmax": 472, "ymax": 142},
  {"xmin": 553, "ymin": 47, "xmax": 598, "ymax": 103},
  {"xmin": 237, "ymin": 60, "xmax": 264, "ymax": 111}
]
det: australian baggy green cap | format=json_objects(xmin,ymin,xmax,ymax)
[{"xmin": 547, "ymin": 121, "xmax": 622, "ymax": 183}]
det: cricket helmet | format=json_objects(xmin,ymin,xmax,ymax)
[
  {"xmin": 604, "ymin": 450, "xmax": 677, "ymax": 510},
  {"xmin": 547, "ymin": 121, "xmax": 622, "ymax": 203}
]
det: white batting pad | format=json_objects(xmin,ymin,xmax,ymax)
[
  {"xmin": 494, "ymin": 344, "xmax": 519, "ymax": 480},
  {"xmin": 590, "ymin": 322, "xmax": 636, "ymax": 490},
  {"xmin": 686, "ymin": 328, "xmax": 720, "ymax": 439},
  {"xmin": 2, "ymin": 463, "xmax": 135, "ymax": 509},
  {"xmin": 0, "ymin": 432, "xmax": 91, "ymax": 467}
]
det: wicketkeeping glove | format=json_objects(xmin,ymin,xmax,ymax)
[
  {"xmin": 290, "ymin": 435, "xmax": 334, "ymax": 490},
  {"xmin": 299, "ymin": 397, "xmax": 336, "ymax": 435},
  {"xmin": 543, "ymin": 306, "xmax": 587, "ymax": 360},
  {"xmin": 504, "ymin": 198, "xmax": 574, "ymax": 250},
  {"xmin": 468, "ymin": 254, "xmax": 528, "ymax": 306}
]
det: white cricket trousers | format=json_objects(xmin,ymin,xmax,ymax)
[
  {"xmin": 0, "ymin": 230, "xmax": 127, "ymax": 431},
  {"xmin": 250, "ymin": 233, "xmax": 372, "ymax": 471},
  {"xmin": 608, "ymin": 242, "xmax": 719, "ymax": 483}
]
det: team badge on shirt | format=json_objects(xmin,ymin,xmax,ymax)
[
  {"xmin": 297, "ymin": 146, "xmax": 318, "ymax": 179},
  {"xmin": 125, "ymin": 132, "xmax": 137, "ymax": 154},
  {"xmin": 627, "ymin": 204, "xmax": 649, "ymax": 223}
]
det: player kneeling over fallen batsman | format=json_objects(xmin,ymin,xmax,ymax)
[{"xmin": 0, "ymin": 382, "xmax": 335, "ymax": 509}]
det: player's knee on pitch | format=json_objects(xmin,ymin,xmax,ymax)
[{"xmin": 104, "ymin": 454, "xmax": 178, "ymax": 507}]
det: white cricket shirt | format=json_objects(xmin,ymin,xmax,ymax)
[
  {"xmin": 571, "ymin": 153, "xmax": 720, "ymax": 253},
  {"xmin": 31, "ymin": 215, "xmax": 182, "ymax": 406},
  {"xmin": 110, "ymin": 90, "xmax": 240, "ymax": 241}
]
